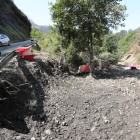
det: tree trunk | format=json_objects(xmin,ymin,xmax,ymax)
[
  {"xmin": 89, "ymin": 35, "xmax": 93, "ymax": 63},
  {"xmin": 87, "ymin": 7, "xmax": 94, "ymax": 76},
  {"xmin": 59, "ymin": 48, "xmax": 69, "ymax": 73},
  {"xmin": 88, "ymin": 30, "xmax": 94, "ymax": 76},
  {"xmin": 60, "ymin": 49, "xmax": 66, "ymax": 67}
]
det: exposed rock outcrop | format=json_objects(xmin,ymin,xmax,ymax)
[{"xmin": 0, "ymin": 0, "xmax": 31, "ymax": 42}]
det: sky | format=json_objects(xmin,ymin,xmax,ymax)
[
  {"xmin": 13, "ymin": 0, "xmax": 140, "ymax": 33},
  {"xmin": 13, "ymin": 0, "xmax": 56, "ymax": 26}
]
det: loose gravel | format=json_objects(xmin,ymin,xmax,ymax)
[{"xmin": 0, "ymin": 53, "xmax": 140, "ymax": 140}]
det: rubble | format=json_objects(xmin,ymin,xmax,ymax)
[{"xmin": 0, "ymin": 52, "xmax": 140, "ymax": 139}]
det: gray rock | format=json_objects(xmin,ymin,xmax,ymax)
[
  {"xmin": 31, "ymin": 137, "xmax": 36, "ymax": 140},
  {"xmin": 16, "ymin": 136, "xmax": 21, "ymax": 140},
  {"xmin": 91, "ymin": 126, "xmax": 96, "ymax": 132},
  {"xmin": 44, "ymin": 129, "xmax": 52, "ymax": 135},
  {"xmin": 62, "ymin": 121, "xmax": 68, "ymax": 126}
]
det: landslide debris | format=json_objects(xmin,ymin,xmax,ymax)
[{"xmin": 0, "ymin": 53, "xmax": 140, "ymax": 140}]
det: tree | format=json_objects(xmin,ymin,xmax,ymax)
[
  {"xmin": 51, "ymin": 0, "xmax": 127, "ymax": 73},
  {"xmin": 30, "ymin": 27, "xmax": 43, "ymax": 39},
  {"xmin": 127, "ymin": 29, "xmax": 133, "ymax": 34},
  {"xmin": 101, "ymin": 34, "xmax": 118, "ymax": 53},
  {"xmin": 115, "ymin": 30, "xmax": 128, "ymax": 41}
]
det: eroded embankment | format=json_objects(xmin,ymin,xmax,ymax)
[{"xmin": 0, "ymin": 53, "xmax": 140, "ymax": 140}]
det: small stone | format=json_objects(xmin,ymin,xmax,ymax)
[
  {"xmin": 30, "ymin": 127, "xmax": 35, "ymax": 132},
  {"xmin": 135, "ymin": 124, "xmax": 138, "ymax": 127},
  {"xmin": 44, "ymin": 129, "xmax": 52, "ymax": 135},
  {"xmin": 104, "ymin": 119, "xmax": 109, "ymax": 124},
  {"xmin": 31, "ymin": 137, "xmax": 35, "ymax": 140},
  {"xmin": 62, "ymin": 121, "xmax": 68, "ymax": 126},
  {"xmin": 16, "ymin": 136, "xmax": 21, "ymax": 140},
  {"xmin": 90, "ymin": 127, "xmax": 96, "ymax": 132},
  {"xmin": 103, "ymin": 116, "xmax": 110, "ymax": 124}
]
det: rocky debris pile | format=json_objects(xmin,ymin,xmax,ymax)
[{"xmin": 0, "ymin": 53, "xmax": 140, "ymax": 139}]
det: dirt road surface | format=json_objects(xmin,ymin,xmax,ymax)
[{"xmin": 0, "ymin": 53, "xmax": 140, "ymax": 140}]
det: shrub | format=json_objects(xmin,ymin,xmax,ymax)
[
  {"xmin": 37, "ymin": 30, "xmax": 62, "ymax": 57},
  {"xmin": 94, "ymin": 52, "xmax": 119, "ymax": 69},
  {"xmin": 30, "ymin": 27, "xmax": 43, "ymax": 39},
  {"xmin": 66, "ymin": 44, "xmax": 83, "ymax": 66},
  {"xmin": 53, "ymin": 45, "xmax": 61, "ymax": 55}
]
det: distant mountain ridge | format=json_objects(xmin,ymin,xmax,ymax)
[{"xmin": 30, "ymin": 20, "xmax": 51, "ymax": 33}]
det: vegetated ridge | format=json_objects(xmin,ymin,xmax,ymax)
[
  {"xmin": 0, "ymin": 0, "xmax": 31, "ymax": 42},
  {"xmin": 119, "ymin": 27, "xmax": 140, "ymax": 65},
  {"xmin": 30, "ymin": 20, "xmax": 51, "ymax": 33}
]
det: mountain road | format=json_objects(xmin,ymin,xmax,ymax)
[{"xmin": 0, "ymin": 40, "xmax": 35, "ymax": 57}]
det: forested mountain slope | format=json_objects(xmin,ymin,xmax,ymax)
[
  {"xmin": 0, "ymin": 0, "xmax": 31, "ymax": 42},
  {"xmin": 119, "ymin": 27, "xmax": 140, "ymax": 65}
]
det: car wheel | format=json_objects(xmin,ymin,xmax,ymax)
[
  {"xmin": 0, "ymin": 42, "xmax": 2, "ymax": 47},
  {"xmin": 8, "ymin": 41, "xmax": 10, "ymax": 46}
]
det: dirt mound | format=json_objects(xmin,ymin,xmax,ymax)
[{"xmin": 0, "ymin": 53, "xmax": 140, "ymax": 139}]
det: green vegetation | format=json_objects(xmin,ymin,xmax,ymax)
[
  {"xmin": 114, "ymin": 27, "xmax": 140, "ymax": 64},
  {"xmin": 64, "ymin": 82, "xmax": 71, "ymax": 86},
  {"xmin": 100, "ymin": 34, "xmax": 118, "ymax": 54},
  {"xmin": 0, "ymin": 25, "xmax": 26, "ymax": 42},
  {"xmin": 38, "ymin": 28, "xmax": 120, "ymax": 67},
  {"xmin": 9, "ymin": 0, "xmax": 31, "ymax": 33},
  {"xmin": 37, "ymin": 0, "xmax": 127, "ymax": 68},
  {"xmin": 38, "ymin": 27, "xmax": 62, "ymax": 57},
  {"xmin": 119, "ymin": 31, "xmax": 137, "ymax": 56},
  {"xmin": 30, "ymin": 27, "xmax": 43, "ymax": 39},
  {"xmin": 50, "ymin": 0, "xmax": 127, "ymax": 66},
  {"xmin": 0, "ymin": 0, "xmax": 31, "ymax": 42},
  {"xmin": 115, "ymin": 30, "xmax": 128, "ymax": 41}
]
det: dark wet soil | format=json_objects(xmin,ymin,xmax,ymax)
[{"xmin": 0, "ymin": 53, "xmax": 140, "ymax": 140}]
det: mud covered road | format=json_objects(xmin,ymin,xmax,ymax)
[{"xmin": 0, "ymin": 53, "xmax": 140, "ymax": 140}]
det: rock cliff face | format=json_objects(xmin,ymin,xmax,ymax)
[{"xmin": 0, "ymin": 0, "xmax": 31, "ymax": 42}]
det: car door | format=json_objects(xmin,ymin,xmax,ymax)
[{"xmin": 3, "ymin": 35, "xmax": 8, "ymax": 45}]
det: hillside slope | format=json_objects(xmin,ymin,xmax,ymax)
[
  {"xmin": 119, "ymin": 27, "xmax": 140, "ymax": 65},
  {"xmin": 0, "ymin": 0, "xmax": 31, "ymax": 42},
  {"xmin": 30, "ymin": 20, "xmax": 51, "ymax": 33}
]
